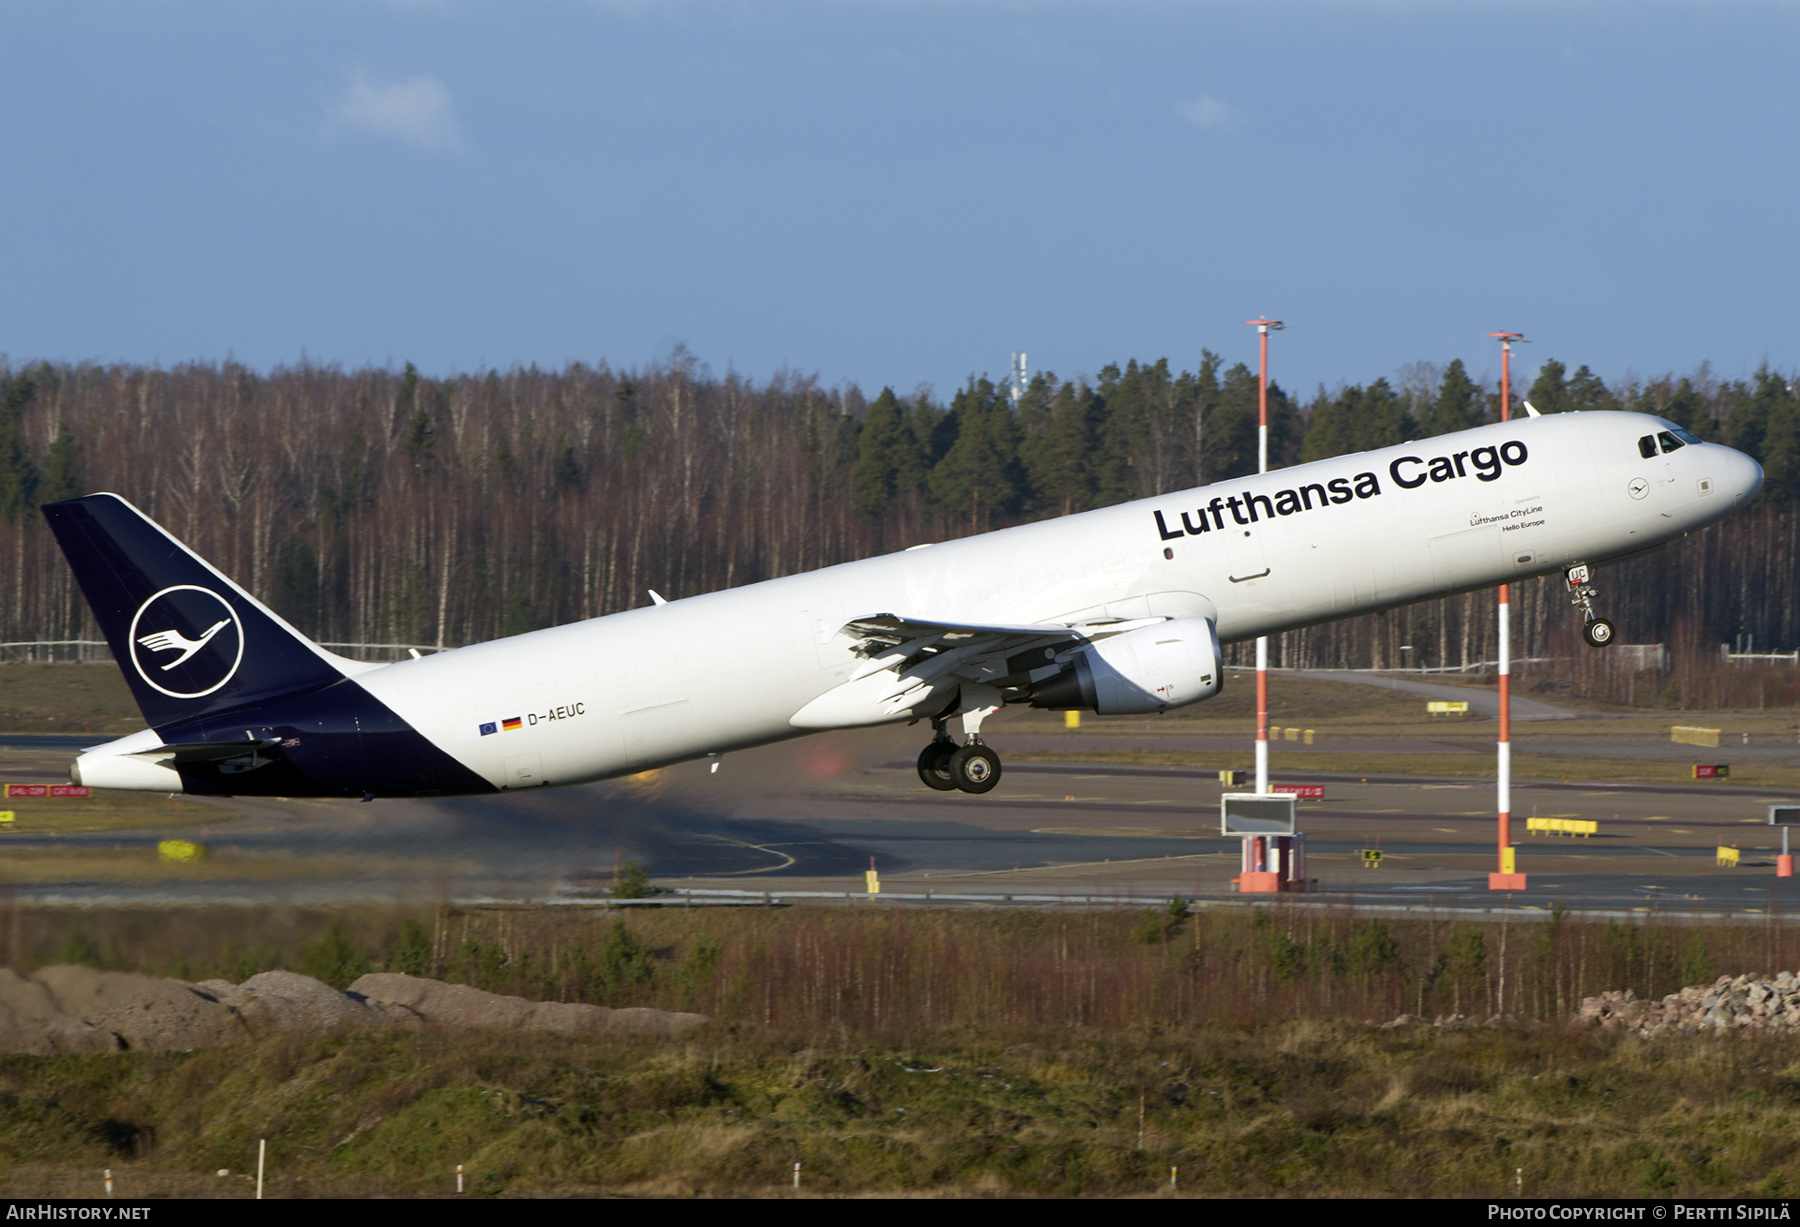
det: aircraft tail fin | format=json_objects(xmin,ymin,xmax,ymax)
[{"xmin": 41, "ymin": 493, "xmax": 354, "ymax": 728}]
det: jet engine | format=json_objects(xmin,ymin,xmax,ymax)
[{"xmin": 1027, "ymin": 616, "xmax": 1222, "ymax": 715}]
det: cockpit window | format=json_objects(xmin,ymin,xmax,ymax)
[
  {"xmin": 1638, "ymin": 435, "xmax": 1658, "ymax": 459},
  {"xmin": 1657, "ymin": 431, "xmax": 1684, "ymax": 454},
  {"xmin": 1669, "ymin": 426, "xmax": 1703, "ymax": 445}
]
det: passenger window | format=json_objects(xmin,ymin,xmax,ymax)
[
  {"xmin": 1638, "ymin": 435, "xmax": 1657, "ymax": 459},
  {"xmin": 1658, "ymin": 431, "xmax": 1684, "ymax": 454}
]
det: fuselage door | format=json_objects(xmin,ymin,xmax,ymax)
[
  {"xmin": 623, "ymin": 698, "xmax": 693, "ymax": 770},
  {"xmin": 1222, "ymin": 528, "xmax": 1270, "ymax": 585}
]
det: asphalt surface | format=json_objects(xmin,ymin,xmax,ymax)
[
  {"xmin": 1282, "ymin": 668, "xmax": 1580, "ymax": 722},
  {"xmin": 4, "ymin": 717, "xmax": 1798, "ymax": 915}
]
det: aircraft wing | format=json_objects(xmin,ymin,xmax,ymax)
[
  {"xmin": 843, "ymin": 613, "xmax": 1080, "ymax": 649},
  {"xmin": 789, "ymin": 611, "xmax": 1173, "ymax": 729},
  {"xmin": 843, "ymin": 612, "xmax": 1166, "ymax": 654}
]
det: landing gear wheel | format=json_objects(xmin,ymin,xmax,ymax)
[
  {"xmin": 1583, "ymin": 618, "xmax": 1617, "ymax": 648},
  {"xmin": 917, "ymin": 741, "xmax": 958, "ymax": 791},
  {"xmin": 949, "ymin": 744, "xmax": 1002, "ymax": 794}
]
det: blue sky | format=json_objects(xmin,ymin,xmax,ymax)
[{"xmin": 3, "ymin": 1, "xmax": 1796, "ymax": 400}]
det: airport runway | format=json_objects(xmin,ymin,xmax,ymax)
[{"xmin": 4, "ymin": 721, "xmax": 1799, "ymax": 915}]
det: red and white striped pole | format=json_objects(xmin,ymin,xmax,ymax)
[
  {"xmin": 1488, "ymin": 332, "xmax": 1526, "ymax": 892},
  {"xmin": 1247, "ymin": 318, "xmax": 1283, "ymax": 795}
]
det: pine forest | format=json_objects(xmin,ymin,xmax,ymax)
[{"xmin": 3, "ymin": 348, "xmax": 1798, "ymax": 708}]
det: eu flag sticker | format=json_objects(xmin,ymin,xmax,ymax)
[{"xmin": 479, "ymin": 722, "xmax": 497, "ymax": 736}]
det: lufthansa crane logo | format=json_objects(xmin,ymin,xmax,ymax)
[{"xmin": 127, "ymin": 585, "xmax": 245, "ymax": 699}]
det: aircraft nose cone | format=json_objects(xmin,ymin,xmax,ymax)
[{"xmin": 1726, "ymin": 445, "xmax": 1764, "ymax": 505}]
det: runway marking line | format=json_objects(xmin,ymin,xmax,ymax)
[
  {"xmin": 1031, "ymin": 826, "xmax": 1213, "ymax": 840},
  {"xmin": 700, "ymin": 835, "xmax": 799, "ymax": 875},
  {"xmin": 938, "ymin": 851, "xmax": 1226, "ymax": 879}
]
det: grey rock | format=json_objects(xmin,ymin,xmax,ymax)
[
  {"xmin": 0, "ymin": 968, "xmax": 118, "ymax": 1054},
  {"xmin": 348, "ymin": 972, "xmax": 707, "ymax": 1037},
  {"xmin": 32, "ymin": 964, "xmax": 244, "ymax": 1052},
  {"xmin": 213, "ymin": 971, "xmax": 384, "ymax": 1038}
]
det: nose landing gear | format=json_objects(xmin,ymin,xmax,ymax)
[{"xmin": 1566, "ymin": 564, "xmax": 1616, "ymax": 648}]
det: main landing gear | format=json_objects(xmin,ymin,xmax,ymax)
[
  {"xmin": 1566, "ymin": 564, "xmax": 1616, "ymax": 648},
  {"xmin": 915, "ymin": 717, "xmax": 1003, "ymax": 794}
]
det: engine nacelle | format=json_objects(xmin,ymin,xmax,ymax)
[{"xmin": 1029, "ymin": 617, "xmax": 1223, "ymax": 715}]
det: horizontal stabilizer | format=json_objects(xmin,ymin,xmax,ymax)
[{"xmin": 130, "ymin": 738, "xmax": 283, "ymax": 764}]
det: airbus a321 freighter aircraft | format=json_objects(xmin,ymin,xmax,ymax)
[{"xmin": 44, "ymin": 410, "xmax": 1760, "ymax": 800}]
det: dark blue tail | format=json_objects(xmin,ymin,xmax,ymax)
[{"xmin": 42, "ymin": 493, "xmax": 348, "ymax": 729}]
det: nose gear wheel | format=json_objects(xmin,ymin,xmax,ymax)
[{"xmin": 1566, "ymin": 565, "xmax": 1615, "ymax": 649}]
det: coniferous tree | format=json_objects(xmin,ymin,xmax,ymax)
[
  {"xmin": 1358, "ymin": 377, "xmax": 1414, "ymax": 448},
  {"xmin": 850, "ymin": 388, "xmax": 915, "ymax": 525},
  {"xmin": 1027, "ymin": 379, "xmax": 1100, "ymax": 515},
  {"xmin": 0, "ymin": 351, "xmax": 1793, "ymax": 675},
  {"xmin": 1726, "ymin": 369, "xmax": 1800, "ymax": 504},
  {"xmin": 1566, "ymin": 365, "xmax": 1617, "ymax": 413},
  {"xmin": 1190, "ymin": 350, "xmax": 1223, "ymax": 486},
  {"xmin": 1300, "ymin": 386, "xmax": 1356, "ymax": 463},
  {"xmin": 37, "ymin": 430, "xmax": 82, "ymax": 506},
  {"xmin": 1300, "ymin": 378, "xmax": 1411, "ymax": 462},
  {"xmin": 1095, "ymin": 359, "xmax": 1171, "ymax": 505},
  {"xmin": 1207, "ymin": 363, "xmax": 1297, "ymax": 478},
  {"xmin": 1526, "ymin": 359, "xmax": 1572, "ymax": 415},
  {"xmin": 1420, "ymin": 359, "xmax": 1485, "ymax": 436},
  {"xmin": 0, "ymin": 373, "xmax": 40, "ymax": 523},
  {"xmin": 930, "ymin": 377, "xmax": 1023, "ymax": 531}
]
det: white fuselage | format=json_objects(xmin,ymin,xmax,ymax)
[{"xmin": 268, "ymin": 411, "xmax": 1760, "ymax": 790}]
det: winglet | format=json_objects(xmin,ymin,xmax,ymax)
[
  {"xmin": 1523, "ymin": 400, "xmax": 1542, "ymax": 418},
  {"xmin": 648, "ymin": 590, "xmax": 669, "ymax": 606}
]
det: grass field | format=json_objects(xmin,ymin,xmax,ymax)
[
  {"xmin": 0, "ymin": 791, "xmax": 227, "ymax": 834},
  {"xmin": 0, "ymin": 664, "xmax": 143, "ymax": 735},
  {"xmin": 8, "ymin": 1018, "xmax": 1800, "ymax": 1199},
  {"xmin": 1, "ymin": 903, "xmax": 1799, "ymax": 1197},
  {"xmin": 4, "ymin": 666, "xmax": 1800, "ymax": 1197}
]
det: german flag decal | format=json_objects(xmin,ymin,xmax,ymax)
[{"xmin": 502, "ymin": 717, "xmax": 522, "ymax": 731}]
